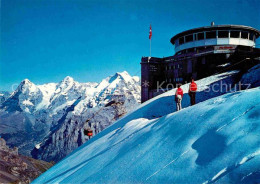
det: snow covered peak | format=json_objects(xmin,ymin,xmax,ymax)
[
  {"xmin": 62, "ymin": 76, "xmax": 74, "ymax": 83},
  {"xmin": 59, "ymin": 76, "xmax": 76, "ymax": 87},
  {"xmin": 108, "ymin": 71, "xmax": 138, "ymax": 85},
  {"xmin": 22, "ymin": 79, "xmax": 32, "ymax": 84},
  {"xmin": 95, "ymin": 71, "xmax": 140, "ymax": 93},
  {"xmin": 19, "ymin": 79, "xmax": 33, "ymax": 89},
  {"xmin": 17, "ymin": 79, "xmax": 38, "ymax": 93},
  {"xmin": 115, "ymin": 71, "xmax": 129, "ymax": 77},
  {"xmin": 56, "ymin": 76, "xmax": 77, "ymax": 93},
  {"xmin": 112, "ymin": 71, "xmax": 133, "ymax": 83}
]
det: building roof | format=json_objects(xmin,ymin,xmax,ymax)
[{"xmin": 170, "ymin": 25, "xmax": 260, "ymax": 44}]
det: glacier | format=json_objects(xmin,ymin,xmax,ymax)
[{"xmin": 32, "ymin": 73, "xmax": 260, "ymax": 183}]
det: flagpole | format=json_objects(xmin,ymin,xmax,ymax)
[
  {"xmin": 150, "ymin": 38, "xmax": 151, "ymax": 57},
  {"xmin": 149, "ymin": 24, "xmax": 152, "ymax": 58}
]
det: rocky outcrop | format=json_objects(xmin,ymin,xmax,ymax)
[
  {"xmin": 0, "ymin": 138, "xmax": 18, "ymax": 155},
  {"xmin": 0, "ymin": 137, "xmax": 53, "ymax": 184}
]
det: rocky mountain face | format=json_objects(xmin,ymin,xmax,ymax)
[
  {"xmin": 0, "ymin": 91, "xmax": 10, "ymax": 104},
  {"xmin": 0, "ymin": 71, "xmax": 141, "ymax": 162},
  {"xmin": 0, "ymin": 137, "xmax": 53, "ymax": 183}
]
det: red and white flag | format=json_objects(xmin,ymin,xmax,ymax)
[{"xmin": 149, "ymin": 25, "xmax": 152, "ymax": 40}]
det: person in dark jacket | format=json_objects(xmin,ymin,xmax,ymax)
[
  {"xmin": 188, "ymin": 78, "xmax": 197, "ymax": 106},
  {"xmin": 175, "ymin": 84, "xmax": 183, "ymax": 111}
]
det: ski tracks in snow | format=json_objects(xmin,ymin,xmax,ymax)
[
  {"xmin": 43, "ymin": 119, "xmax": 157, "ymax": 183},
  {"xmin": 146, "ymin": 149, "xmax": 190, "ymax": 181},
  {"xmin": 203, "ymin": 149, "xmax": 260, "ymax": 184},
  {"xmin": 216, "ymin": 102, "xmax": 260, "ymax": 132}
]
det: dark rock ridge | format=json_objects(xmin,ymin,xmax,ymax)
[{"xmin": 0, "ymin": 137, "xmax": 53, "ymax": 184}]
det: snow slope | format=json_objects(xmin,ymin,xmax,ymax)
[
  {"xmin": 115, "ymin": 71, "xmax": 239, "ymax": 120},
  {"xmin": 33, "ymin": 88, "xmax": 260, "ymax": 183},
  {"xmin": 241, "ymin": 64, "xmax": 260, "ymax": 89}
]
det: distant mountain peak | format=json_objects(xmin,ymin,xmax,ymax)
[
  {"xmin": 114, "ymin": 71, "xmax": 130, "ymax": 77},
  {"xmin": 21, "ymin": 79, "xmax": 32, "ymax": 84},
  {"xmin": 116, "ymin": 71, "xmax": 129, "ymax": 75},
  {"xmin": 58, "ymin": 76, "xmax": 75, "ymax": 90},
  {"xmin": 109, "ymin": 71, "xmax": 132, "ymax": 83},
  {"xmin": 62, "ymin": 76, "xmax": 74, "ymax": 83},
  {"xmin": 17, "ymin": 79, "xmax": 38, "ymax": 92}
]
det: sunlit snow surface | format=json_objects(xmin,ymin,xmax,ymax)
[{"xmin": 33, "ymin": 85, "xmax": 260, "ymax": 184}]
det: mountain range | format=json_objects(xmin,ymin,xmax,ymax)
[{"xmin": 0, "ymin": 71, "xmax": 141, "ymax": 162}]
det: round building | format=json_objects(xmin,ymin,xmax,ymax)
[
  {"xmin": 141, "ymin": 23, "xmax": 260, "ymax": 102},
  {"xmin": 171, "ymin": 23, "xmax": 260, "ymax": 54}
]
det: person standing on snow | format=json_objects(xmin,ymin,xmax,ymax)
[
  {"xmin": 175, "ymin": 84, "xmax": 183, "ymax": 111},
  {"xmin": 188, "ymin": 78, "xmax": 197, "ymax": 106}
]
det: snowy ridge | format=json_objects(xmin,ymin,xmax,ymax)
[
  {"xmin": 32, "ymin": 85, "xmax": 260, "ymax": 184},
  {"xmin": 241, "ymin": 64, "xmax": 260, "ymax": 88}
]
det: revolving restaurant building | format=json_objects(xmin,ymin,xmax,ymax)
[{"xmin": 141, "ymin": 23, "xmax": 260, "ymax": 102}]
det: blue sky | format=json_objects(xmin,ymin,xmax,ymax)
[{"xmin": 1, "ymin": 0, "xmax": 259, "ymax": 91}]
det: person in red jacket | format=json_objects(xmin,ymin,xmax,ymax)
[
  {"xmin": 188, "ymin": 78, "xmax": 197, "ymax": 106},
  {"xmin": 175, "ymin": 84, "xmax": 183, "ymax": 111}
]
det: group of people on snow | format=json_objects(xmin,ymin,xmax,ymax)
[{"xmin": 175, "ymin": 78, "xmax": 197, "ymax": 111}]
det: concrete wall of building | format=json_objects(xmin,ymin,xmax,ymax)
[{"xmin": 141, "ymin": 57, "xmax": 165, "ymax": 103}]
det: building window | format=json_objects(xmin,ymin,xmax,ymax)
[
  {"xmin": 197, "ymin": 32, "xmax": 204, "ymax": 40},
  {"xmin": 206, "ymin": 31, "xmax": 216, "ymax": 39},
  {"xmin": 179, "ymin": 37, "xmax": 184, "ymax": 45},
  {"xmin": 249, "ymin": 32, "xmax": 254, "ymax": 41},
  {"xmin": 241, "ymin": 31, "xmax": 249, "ymax": 39},
  {"xmin": 230, "ymin": 31, "xmax": 240, "ymax": 38},
  {"xmin": 218, "ymin": 31, "xmax": 229, "ymax": 38},
  {"xmin": 185, "ymin": 34, "xmax": 193, "ymax": 42}
]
